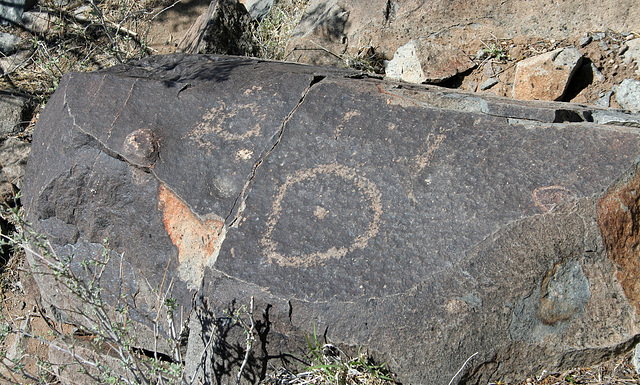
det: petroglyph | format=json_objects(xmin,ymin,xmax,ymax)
[
  {"xmin": 532, "ymin": 185, "xmax": 576, "ymax": 212},
  {"xmin": 333, "ymin": 110, "xmax": 361, "ymax": 138},
  {"xmin": 189, "ymin": 100, "xmax": 268, "ymax": 152},
  {"xmin": 261, "ymin": 163, "xmax": 382, "ymax": 267},
  {"xmin": 158, "ymin": 184, "xmax": 226, "ymax": 289}
]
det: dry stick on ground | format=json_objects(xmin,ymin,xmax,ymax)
[
  {"xmin": 237, "ymin": 296, "xmax": 255, "ymax": 385},
  {"xmin": 448, "ymin": 352, "xmax": 478, "ymax": 385}
]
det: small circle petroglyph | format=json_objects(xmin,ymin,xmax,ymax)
[
  {"xmin": 260, "ymin": 163, "xmax": 383, "ymax": 267},
  {"xmin": 188, "ymin": 99, "xmax": 268, "ymax": 152}
]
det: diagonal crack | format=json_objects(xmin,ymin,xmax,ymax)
[{"xmin": 225, "ymin": 75, "xmax": 326, "ymax": 227}]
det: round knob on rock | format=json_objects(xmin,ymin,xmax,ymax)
[{"xmin": 122, "ymin": 128, "xmax": 159, "ymax": 168}]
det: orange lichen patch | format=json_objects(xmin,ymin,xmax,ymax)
[
  {"xmin": 158, "ymin": 184, "xmax": 225, "ymax": 289},
  {"xmin": 596, "ymin": 166, "xmax": 640, "ymax": 313}
]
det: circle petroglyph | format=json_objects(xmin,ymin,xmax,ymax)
[{"xmin": 260, "ymin": 163, "xmax": 383, "ymax": 267}]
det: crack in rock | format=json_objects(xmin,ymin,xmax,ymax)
[{"xmin": 225, "ymin": 75, "xmax": 326, "ymax": 227}]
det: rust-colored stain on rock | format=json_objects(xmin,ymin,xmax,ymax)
[
  {"xmin": 158, "ymin": 184, "xmax": 225, "ymax": 289},
  {"xmin": 597, "ymin": 167, "xmax": 640, "ymax": 313}
]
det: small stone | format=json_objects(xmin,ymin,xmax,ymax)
[
  {"xmin": 590, "ymin": 62, "xmax": 605, "ymax": 83},
  {"xmin": 0, "ymin": 32, "xmax": 21, "ymax": 55},
  {"xmin": 465, "ymin": 80, "xmax": 478, "ymax": 92},
  {"xmin": 483, "ymin": 63, "xmax": 496, "ymax": 77},
  {"xmin": 0, "ymin": 91, "xmax": 32, "ymax": 135},
  {"xmin": 480, "ymin": 77, "xmax": 499, "ymax": 90},
  {"xmin": 592, "ymin": 32, "xmax": 606, "ymax": 41},
  {"xmin": 22, "ymin": 11, "xmax": 53, "ymax": 33},
  {"xmin": 595, "ymin": 90, "xmax": 613, "ymax": 107},
  {"xmin": 600, "ymin": 40, "xmax": 610, "ymax": 51},
  {"xmin": 615, "ymin": 79, "xmax": 640, "ymax": 113},
  {"xmin": 579, "ymin": 35, "xmax": 592, "ymax": 47}
]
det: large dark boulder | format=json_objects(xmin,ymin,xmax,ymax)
[{"xmin": 23, "ymin": 54, "xmax": 640, "ymax": 384}]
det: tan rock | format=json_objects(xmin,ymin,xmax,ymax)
[{"xmin": 513, "ymin": 47, "xmax": 583, "ymax": 101}]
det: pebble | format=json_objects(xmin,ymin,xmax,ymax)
[
  {"xmin": 595, "ymin": 91, "xmax": 613, "ymax": 107},
  {"xmin": 480, "ymin": 77, "xmax": 499, "ymax": 90},
  {"xmin": 579, "ymin": 35, "xmax": 592, "ymax": 47},
  {"xmin": 591, "ymin": 62, "xmax": 605, "ymax": 82},
  {"xmin": 465, "ymin": 80, "xmax": 478, "ymax": 92}
]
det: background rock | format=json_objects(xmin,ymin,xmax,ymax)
[
  {"xmin": 0, "ymin": 0, "xmax": 36, "ymax": 25},
  {"xmin": 623, "ymin": 38, "xmax": 640, "ymax": 76},
  {"xmin": 615, "ymin": 79, "xmax": 640, "ymax": 113},
  {"xmin": 384, "ymin": 39, "xmax": 476, "ymax": 83},
  {"xmin": 0, "ymin": 137, "xmax": 30, "ymax": 203},
  {"xmin": 178, "ymin": 0, "xmax": 257, "ymax": 56},
  {"xmin": 285, "ymin": 0, "xmax": 640, "ymax": 71},
  {"xmin": 0, "ymin": 32, "xmax": 22, "ymax": 55},
  {"xmin": 0, "ymin": 91, "xmax": 32, "ymax": 135},
  {"xmin": 242, "ymin": 0, "xmax": 274, "ymax": 20},
  {"xmin": 23, "ymin": 54, "xmax": 640, "ymax": 385},
  {"xmin": 513, "ymin": 47, "xmax": 583, "ymax": 100}
]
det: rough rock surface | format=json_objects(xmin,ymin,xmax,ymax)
[
  {"xmin": 513, "ymin": 47, "xmax": 583, "ymax": 101},
  {"xmin": 384, "ymin": 39, "xmax": 476, "ymax": 83},
  {"xmin": 177, "ymin": 0, "xmax": 257, "ymax": 56},
  {"xmin": 23, "ymin": 54, "xmax": 640, "ymax": 385}
]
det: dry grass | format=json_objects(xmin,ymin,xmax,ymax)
[
  {"xmin": 514, "ymin": 351, "xmax": 640, "ymax": 385},
  {"xmin": 251, "ymin": 0, "xmax": 309, "ymax": 60},
  {"xmin": 0, "ymin": 0, "xmax": 179, "ymax": 101}
]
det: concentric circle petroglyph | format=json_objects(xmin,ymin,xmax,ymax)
[{"xmin": 260, "ymin": 163, "xmax": 382, "ymax": 267}]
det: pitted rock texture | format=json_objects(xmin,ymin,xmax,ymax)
[{"xmin": 23, "ymin": 54, "xmax": 640, "ymax": 385}]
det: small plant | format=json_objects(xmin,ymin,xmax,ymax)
[
  {"xmin": 481, "ymin": 42, "xmax": 508, "ymax": 62},
  {"xmin": 0, "ymin": 198, "xmax": 185, "ymax": 384},
  {"xmin": 262, "ymin": 324, "xmax": 395, "ymax": 385}
]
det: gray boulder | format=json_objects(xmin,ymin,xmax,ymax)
[{"xmin": 23, "ymin": 54, "xmax": 640, "ymax": 384}]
